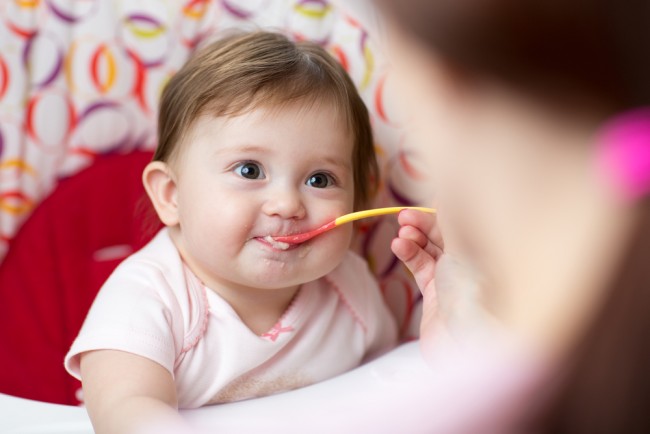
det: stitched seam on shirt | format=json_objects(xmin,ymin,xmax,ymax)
[
  {"xmin": 79, "ymin": 327, "xmax": 174, "ymax": 355},
  {"xmin": 325, "ymin": 275, "xmax": 368, "ymax": 334},
  {"xmin": 181, "ymin": 268, "xmax": 210, "ymax": 353}
]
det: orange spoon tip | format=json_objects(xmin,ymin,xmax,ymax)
[{"xmin": 273, "ymin": 221, "xmax": 336, "ymax": 244}]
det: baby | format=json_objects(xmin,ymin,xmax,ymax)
[{"xmin": 64, "ymin": 31, "xmax": 397, "ymax": 432}]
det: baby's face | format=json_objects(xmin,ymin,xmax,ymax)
[{"xmin": 169, "ymin": 102, "xmax": 355, "ymax": 292}]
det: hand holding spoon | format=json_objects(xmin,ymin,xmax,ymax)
[{"xmin": 272, "ymin": 206, "xmax": 436, "ymax": 245}]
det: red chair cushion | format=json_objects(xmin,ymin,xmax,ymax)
[{"xmin": 0, "ymin": 151, "xmax": 162, "ymax": 405}]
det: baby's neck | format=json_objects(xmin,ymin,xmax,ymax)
[{"xmin": 212, "ymin": 281, "xmax": 301, "ymax": 336}]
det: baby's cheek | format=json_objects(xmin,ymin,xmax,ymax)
[
  {"xmin": 210, "ymin": 205, "xmax": 253, "ymax": 235},
  {"xmin": 196, "ymin": 219, "xmax": 248, "ymax": 256}
]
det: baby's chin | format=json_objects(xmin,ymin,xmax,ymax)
[
  {"xmin": 241, "ymin": 259, "xmax": 338, "ymax": 290},
  {"xmin": 244, "ymin": 269, "xmax": 325, "ymax": 290},
  {"xmin": 235, "ymin": 236, "xmax": 350, "ymax": 286}
]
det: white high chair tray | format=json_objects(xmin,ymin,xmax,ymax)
[{"xmin": 0, "ymin": 342, "xmax": 426, "ymax": 433}]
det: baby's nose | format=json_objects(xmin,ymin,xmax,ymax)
[{"xmin": 262, "ymin": 188, "xmax": 306, "ymax": 219}]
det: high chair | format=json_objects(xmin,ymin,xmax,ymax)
[{"xmin": 0, "ymin": 0, "xmax": 426, "ymax": 425}]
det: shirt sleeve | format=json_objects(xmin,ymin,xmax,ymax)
[{"xmin": 64, "ymin": 258, "xmax": 184, "ymax": 380}]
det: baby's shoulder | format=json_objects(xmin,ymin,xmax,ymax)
[
  {"xmin": 92, "ymin": 230, "xmax": 205, "ymax": 348},
  {"xmin": 101, "ymin": 229, "xmax": 189, "ymax": 303}
]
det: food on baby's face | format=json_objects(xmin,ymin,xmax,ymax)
[{"xmin": 263, "ymin": 235, "xmax": 291, "ymax": 251}]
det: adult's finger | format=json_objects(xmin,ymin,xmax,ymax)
[
  {"xmin": 398, "ymin": 225, "xmax": 444, "ymax": 261},
  {"xmin": 391, "ymin": 237, "xmax": 437, "ymax": 294},
  {"xmin": 397, "ymin": 209, "xmax": 444, "ymax": 250}
]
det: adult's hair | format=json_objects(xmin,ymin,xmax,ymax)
[
  {"xmin": 156, "ymin": 31, "xmax": 377, "ymax": 210},
  {"xmin": 379, "ymin": 0, "xmax": 650, "ymax": 432}
]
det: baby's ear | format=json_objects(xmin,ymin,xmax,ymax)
[{"xmin": 142, "ymin": 161, "xmax": 179, "ymax": 227}]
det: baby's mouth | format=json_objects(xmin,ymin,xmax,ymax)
[{"xmin": 255, "ymin": 225, "xmax": 318, "ymax": 251}]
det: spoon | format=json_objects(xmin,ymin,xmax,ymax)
[{"xmin": 272, "ymin": 206, "xmax": 436, "ymax": 244}]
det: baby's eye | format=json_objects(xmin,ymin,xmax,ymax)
[
  {"xmin": 234, "ymin": 162, "xmax": 265, "ymax": 180},
  {"xmin": 306, "ymin": 172, "xmax": 334, "ymax": 189}
]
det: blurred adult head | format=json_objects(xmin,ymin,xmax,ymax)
[{"xmin": 378, "ymin": 1, "xmax": 650, "ymax": 432}]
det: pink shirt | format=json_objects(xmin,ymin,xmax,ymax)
[{"xmin": 65, "ymin": 229, "xmax": 398, "ymax": 408}]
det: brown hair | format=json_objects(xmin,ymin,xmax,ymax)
[
  {"xmin": 382, "ymin": 0, "xmax": 650, "ymax": 112},
  {"xmin": 380, "ymin": 0, "xmax": 650, "ymax": 432},
  {"xmin": 155, "ymin": 31, "xmax": 377, "ymax": 210}
]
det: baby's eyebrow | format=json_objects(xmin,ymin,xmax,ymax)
[
  {"xmin": 321, "ymin": 155, "xmax": 352, "ymax": 171},
  {"xmin": 213, "ymin": 144, "xmax": 270, "ymax": 155}
]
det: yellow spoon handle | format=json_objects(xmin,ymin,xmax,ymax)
[{"xmin": 334, "ymin": 206, "xmax": 436, "ymax": 226}]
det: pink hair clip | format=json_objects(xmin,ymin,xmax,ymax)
[{"xmin": 596, "ymin": 108, "xmax": 650, "ymax": 202}]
